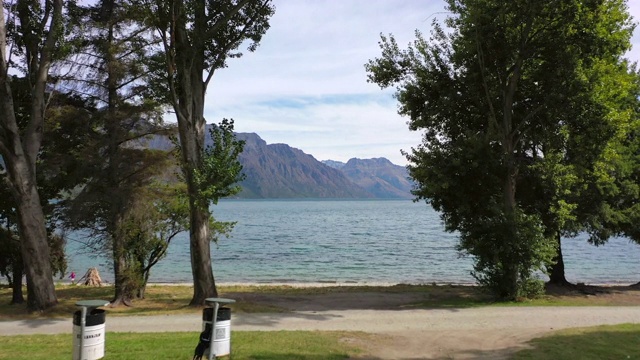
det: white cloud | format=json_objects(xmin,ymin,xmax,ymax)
[
  {"xmin": 207, "ymin": 94, "xmax": 421, "ymax": 165},
  {"xmin": 201, "ymin": 0, "xmax": 640, "ymax": 166}
]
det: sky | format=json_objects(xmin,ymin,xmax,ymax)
[{"xmin": 204, "ymin": 0, "xmax": 640, "ymax": 166}]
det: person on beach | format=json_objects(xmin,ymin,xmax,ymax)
[{"xmin": 69, "ymin": 271, "xmax": 76, "ymax": 285}]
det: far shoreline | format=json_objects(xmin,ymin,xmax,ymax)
[
  {"xmin": 141, "ymin": 281, "xmax": 640, "ymax": 288},
  {"xmin": 12, "ymin": 278, "xmax": 634, "ymax": 288}
]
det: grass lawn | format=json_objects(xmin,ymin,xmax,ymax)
[
  {"xmin": 0, "ymin": 331, "xmax": 369, "ymax": 360},
  {"xmin": 513, "ymin": 323, "xmax": 640, "ymax": 359},
  {"xmin": 1, "ymin": 325, "xmax": 638, "ymax": 359}
]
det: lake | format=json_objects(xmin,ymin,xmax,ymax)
[{"xmin": 66, "ymin": 199, "xmax": 640, "ymax": 285}]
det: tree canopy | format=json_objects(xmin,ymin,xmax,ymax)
[{"xmin": 367, "ymin": 0, "xmax": 639, "ymax": 299}]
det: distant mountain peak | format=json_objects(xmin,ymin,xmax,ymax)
[
  {"xmin": 346, "ymin": 157, "xmax": 396, "ymax": 166},
  {"xmin": 339, "ymin": 157, "xmax": 412, "ymax": 199},
  {"xmin": 321, "ymin": 160, "xmax": 346, "ymax": 169}
]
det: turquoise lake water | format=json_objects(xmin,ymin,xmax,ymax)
[{"xmin": 66, "ymin": 199, "xmax": 640, "ymax": 285}]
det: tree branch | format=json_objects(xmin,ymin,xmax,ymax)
[
  {"xmin": 24, "ymin": 0, "xmax": 64, "ymax": 170},
  {"xmin": 475, "ymin": 29, "xmax": 500, "ymax": 135},
  {"xmin": 206, "ymin": 0, "xmax": 254, "ymax": 37},
  {"xmin": 0, "ymin": 0, "xmax": 8, "ymax": 78},
  {"xmin": 158, "ymin": 27, "xmax": 185, "ymax": 123},
  {"xmin": 204, "ymin": 0, "xmax": 270, "ymax": 89}
]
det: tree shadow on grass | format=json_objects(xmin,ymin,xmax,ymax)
[{"xmin": 225, "ymin": 284, "xmax": 494, "ymax": 314}]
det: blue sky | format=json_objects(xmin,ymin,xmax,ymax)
[{"xmin": 205, "ymin": 0, "xmax": 640, "ymax": 165}]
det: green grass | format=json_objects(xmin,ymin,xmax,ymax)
[
  {"xmin": 0, "ymin": 284, "xmax": 285, "ymax": 319},
  {"xmin": 0, "ymin": 331, "xmax": 369, "ymax": 360},
  {"xmin": 514, "ymin": 323, "xmax": 640, "ymax": 359}
]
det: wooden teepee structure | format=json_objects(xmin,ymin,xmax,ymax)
[{"xmin": 79, "ymin": 267, "xmax": 103, "ymax": 287}]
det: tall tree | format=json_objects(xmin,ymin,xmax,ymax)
[
  {"xmin": 58, "ymin": 0, "xmax": 175, "ymax": 306},
  {"xmin": 144, "ymin": 0, "xmax": 274, "ymax": 305},
  {"xmin": 575, "ymin": 64, "xmax": 640, "ymax": 265},
  {"xmin": 0, "ymin": 76, "xmax": 94, "ymax": 305},
  {"xmin": 367, "ymin": 0, "xmax": 636, "ymax": 299},
  {"xmin": 0, "ymin": 0, "xmax": 63, "ymax": 311},
  {"xmin": 545, "ymin": 58, "xmax": 640, "ymax": 285}
]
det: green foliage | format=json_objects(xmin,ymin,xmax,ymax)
[
  {"xmin": 366, "ymin": 0, "xmax": 637, "ymax": 297},
  {"xmin": 193, "ymin": 119, "xmax": 246, "ymax": 208},
  {"xmin": 460, "ymin": 208, "xmax": 555, "ymax": 299},
  {"xmin": 117, "ymin": 182, "xmax": 190, "ymax": 298}
]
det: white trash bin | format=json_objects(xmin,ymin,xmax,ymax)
[
  {"xmin": 72, "ymin": 309, "xmax": 106, "ymax": 360},
  {"xmin": 203, "ymin": 307, "xmax": 231, "ymax": 357}
]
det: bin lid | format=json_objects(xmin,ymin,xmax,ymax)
[
  {"xmin": 76, "ymin": 300, "xmax": 110, "ymax": 308},
  {"xmin": 205, "ymin": 297, "xmax": 236, "ymax": 306}
]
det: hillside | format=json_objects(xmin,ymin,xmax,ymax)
[
  {"xmin": 330, "ymin": 158, "xmax": 413, "ymax": 199},
  {"xmin": 234, "ymin": 133, "xmax": 372, "ymax": 198}
]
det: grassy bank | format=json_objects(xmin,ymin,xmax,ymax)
[
  {"xmin": 0, "ymin": 331, "xmax": 370, "ymax": 360},
  {"xmin": 1, "ymin": 283, "xmax": 639, "ymax": 319}
]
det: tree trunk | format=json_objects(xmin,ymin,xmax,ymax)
[
  {"xmin": 136, "ymin": 266, "xmax": 152, "ymax": 300},
  {"xmin": 111, "ymin": 242, "xmax": 133, "ymax": 307},
  {"xmin": 502, "ymin": 146, "xmax": 520, "ymax": 300},
  {"xmin": 1, "ymin": 155, "xmax": 57, "ymax": 311},
  {"xmin": 136, "ymin": 285, "xmax": 146, "ymax": 300},
  {"xmin": 17, "ymin": 189, "xmax": 58, "ymax": 311},
  {"xmin": 189, "ymin": 206, "xmax": 218, "ymax": 305},
  {"xmin": 172, "ymin": 16, "xmax": 218, "ymax": 305},
  {"xmin": 548, "ymin": 234, "xmax": 572, "ymax": 286},
  {"xmin": 10, "ymin": 260, "xmax": 24, "ymax": 305}
]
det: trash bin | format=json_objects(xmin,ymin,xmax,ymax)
[
  {"xmin": 72, "ymin": 309, "xmax": 106, "ymax": 360},
  {"xmin": 202, "ymin": 307, "xmax": 232, "ymax": 357},
  {"xmin": 73, "ymin": 300, "xmax": 109, "ymax": 360}
]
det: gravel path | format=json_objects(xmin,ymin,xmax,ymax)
[{"xmin": 2, "ymin": 306, "xmax": 640, "ymax": 359}]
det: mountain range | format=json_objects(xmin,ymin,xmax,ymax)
[
  {"xmin": 234, "ymin": 133, "xmax": 413, "ymax": 199},
  {"xmin": 149, "ymin": 130, "xmax": 414, "ymax": 199}
]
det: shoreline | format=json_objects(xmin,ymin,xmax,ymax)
[
  {"xmin": 4, "ymin": 279, "xmax": 635, "ymax": 287},
  {"xmin": 143, "ymin": 280, "xmax": 639, "ymax": 288}
]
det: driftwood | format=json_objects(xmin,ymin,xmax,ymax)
[{"xmin": 79, "ymin": 267, "xmax": 103, "ymax": 287}]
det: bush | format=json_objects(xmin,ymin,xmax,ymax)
[{"xmin": 460, "ymin": 207, "xmax": 556, "ymax": 300}]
